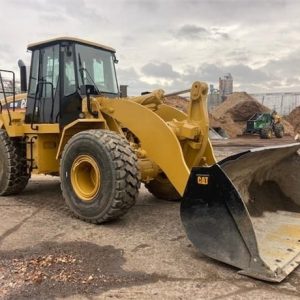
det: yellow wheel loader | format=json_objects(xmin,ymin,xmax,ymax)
[{"xmin": 0, "ymin": 37, "xmax": 300, "ymax": 282}]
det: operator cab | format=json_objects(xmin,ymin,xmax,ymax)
[{"xmin": 25, "ymin": 37, "xmax": 119, "ymax": 126}]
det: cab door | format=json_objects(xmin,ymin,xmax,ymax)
[
  {"xmin": 25, "ymin": 44, "xmax": 60, "ymax": 124},
  {"xmin": 59, "ymin": 43, "xmax": 82, "ymax": 127}
]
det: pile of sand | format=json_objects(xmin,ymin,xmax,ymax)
[
  {"xmin": 211, "ymin": 92, "xmax": 294, "ymax": 138},
  {"xmin": 209, "ymin": 112, "xmax": 245, "ymax": 138},
  {"xmin": 210, "ymin": 92, "xmax": 267, "ymax": 137},
  {"xmin": 164, "ymin": 94, "xmax": 246, "ymax": 137},
  {"xmin": 164, "ymin": 96, "xmax": 188, "ymax": 112},
  {"xmin": 287, "ymin": 106, "xmax": 300, "ymax": 133}
]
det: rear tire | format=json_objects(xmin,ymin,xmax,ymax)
[
  {"xmin": 60, "ymin": 130, "xmax": 140, "ymax": 223},
  {"xmin": 145, "ymin": 173, "xmax": 181, "ymax": 201},
  {"xmin": 0, "ymin": 130, "xmax": 30, "ymax": 195},
  {"xmin": 274, "ymin": 123, "xmax": 284, "ymax": 138},
  {"xmin": 260, "ymin": 127, "xmax": 272, "ymax": 139}
]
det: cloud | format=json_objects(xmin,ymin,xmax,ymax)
[
  {"xmin": 141, "ymin": 63, "xmax": 180, "ymax": 79},
  {"xmin": 11, "ymin": 0, "xmax": 104, "ymax": 22},
  {"xmin": 172, "ymin": 64, "xmax": 222, "ymax": 85},
  {"xmin": 118, "ymin": 55, "xmax": 300, "ymax": 95},
  {"xmin": 117, "ymin": 67, "xmax": 140, "ymax": 86},
  {"xmin": 211, "ymin": 28, "xmax": 230, "ymax": 40},
  {"xmin": 227, "ymin": 49, "xmax": 250, "ymax": 64},
  {"xmin": 226, "ymin": 64, "xmax": 270, "ymax": 83},
  {"xmin": 0, "ymin": 44, "xmax": 12, "ymax": 58},
  {"xmin": 261, "ymin": 50, "xmax": 300, "ymax": 78},
  {"xmin": 174, "ymin": 24, "xmax": 230, "ymax": 40},
  {"xmin": 125, "ymin": 0, "xmax": 160, "ymax": 11},
  {"xmin": 175, "ymin": 25, "xmax": 209, "ymax": 39},
  {"xmin": 117, "ymin": 67, "xmax": 158, "ymax": 94},
  {"xmin": 0, "ymin": 44, "xmax": 15, "ymax": 67},
  {"xmin": 1, "ymin": 0, "xmax": 300, "ymax": 95}
]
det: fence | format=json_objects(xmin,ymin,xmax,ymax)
[
  {"xmin": 208, "ymin": 92, "xmax": 300, "ymax": 116},
  {"xmin": 250, "ymin": 93, "xmax": 300, "ymax": 116}
]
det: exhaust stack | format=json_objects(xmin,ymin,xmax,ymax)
[{"xmin": 18, "ymin": 59, "xmax": 27, "ymax": 93}]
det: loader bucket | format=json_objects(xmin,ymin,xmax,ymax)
[{"xmin": 181, "ymin": 143, "xmax": 300, "ymax": 282}]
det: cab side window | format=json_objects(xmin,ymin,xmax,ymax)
[
  {"xmin": 64, "ymin": 47, "xmax": 76, "ymax": 96},
  {"xmin": 28, "ymin": 50, "xmax": 39, "ymax": 97},
  {"xmin": 40, "ymin": 45, "xmax": 60, "ymax": 98}
]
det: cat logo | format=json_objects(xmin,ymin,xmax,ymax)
[{"xmin": 197, "ymin": 175, "xmax": 209, "ymax": 185}]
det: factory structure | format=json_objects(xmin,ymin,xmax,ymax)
[
  {"xmin": 206, "ymin": 73, "xmax": 234, "ymax": 109},
  {"xmin": 219, "ymin": 73, "xmax": 233, "ymax": 98}
]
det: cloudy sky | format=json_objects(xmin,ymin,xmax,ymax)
[{"xmin": 0, "ymin": 0, "xmax": 300, "ymax": 95}]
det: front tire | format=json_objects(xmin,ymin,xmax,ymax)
[
  {"xmin": 274, "ymin": 123, "xmax": 284, "ymax": 138},
  {"xmin": 0, "ymin": 130, "xmax": 29, "ymax": 195},
  {"xmin": 260, "ymin": 127, "xmax": 272, "ymax": 139},
  {"xmin": 60, "ymin": 130, "xmax": 140, "ymax": 223}
]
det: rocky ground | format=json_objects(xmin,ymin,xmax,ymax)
[{"xmin": 0, "ymin": 136, "xmax": 299, "ymax": 300}]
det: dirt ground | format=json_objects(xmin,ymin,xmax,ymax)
[{"xmin": 0, "ymin": 136, "xmax": 300, "ymax": 300}]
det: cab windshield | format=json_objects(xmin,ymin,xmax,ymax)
[{"xmin": 75, "ymin": 44, "xmax": 118, "ymax": 95}]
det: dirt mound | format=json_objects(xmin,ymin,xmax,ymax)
[
  {"xmin": 281, "ymin": 119, "xmax": 295, "ymax": 136},
  {"xmin": 210, "ymin": 92, "xmax": 267, "ymax": 137},
  {"xmin": 164, "ymin": 96, "xmax": 188, "ymax": 112},
  {"xmin": 287, "ymin": 106, "xmax": 300, "ymax": 133},
  {"xmin": 211, "ymin": 92, "xmax": 294, "ymax": 138},
  {"xmin": 212, "ymin": 92, "xmax": 267, "ymax": 120},
  {"xmin": 228, "ymin": 100, "xmax": 269, "ymax": 122},
  {"xmin": 164, "ymin": 94, "xmax": 247, "ymax": 137},
  {"xmin": 209, "ymin": 113, "xmax": 245, "ymax": 138}
]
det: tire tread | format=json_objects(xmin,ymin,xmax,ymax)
[
  {"xmin": 60, "ymin": 130, "xmax": 140, "ymax": 223},
  {"xmin": 0, "ymin": 129, "xmax": 29, "ymax": 195}
]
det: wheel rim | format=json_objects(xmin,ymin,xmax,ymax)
[{"xmin": 71, "ymin": 155, "xmax": 101, "ymax": 202}]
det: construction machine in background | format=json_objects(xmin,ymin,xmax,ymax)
[
  {"xmin": 244, "ymin": 111, "xmax": 285, "ymax": 139},
  {"xmin": 0, "ymin": 37, "xmax": 299, "ymax": 282}
]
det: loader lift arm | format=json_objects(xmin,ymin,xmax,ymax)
[{"xmin": 98, "ymin": 81, "xmax": 216, "ymax": 195}]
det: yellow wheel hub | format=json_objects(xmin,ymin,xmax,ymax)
[{"xmin": 71, "ymin": 155, "xmax": 101, "ymax": 202}]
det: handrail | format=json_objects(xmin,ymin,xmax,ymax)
[{"xmin": 0, "ymin": 69, "xmax": 16, "ymax": 125}]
